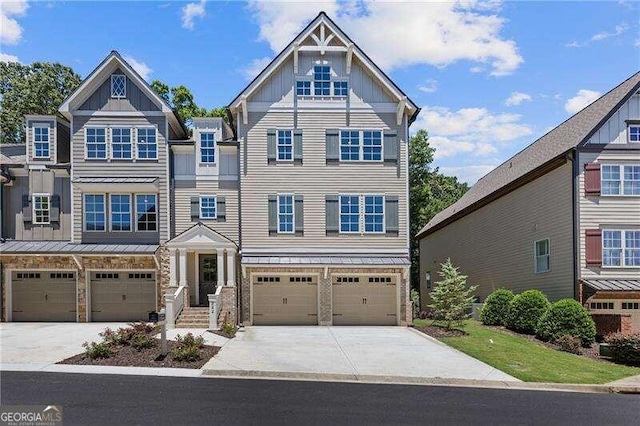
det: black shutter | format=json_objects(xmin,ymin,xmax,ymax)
[
  {"xmin": 190, "ymin": 196, "xmax": 200, "ymax": 221},
  {"xmin": 216, "ymin": 196, "xmax": 226, "ymax": 222},
  {"xmin": 22, "ymin": 194, "xmax": 32, "ymax": 222}
]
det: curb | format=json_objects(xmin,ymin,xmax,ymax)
[{"xmin": 201, "ymin": 369, "xmax": 640, "ymax": 394}]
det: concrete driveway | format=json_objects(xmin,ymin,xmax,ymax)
[{"xmin": 203, "ymin": 326, "xmax": 518, "ymax": 381}]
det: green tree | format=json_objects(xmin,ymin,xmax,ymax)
[
  {"xmin": 409, "ymin": 129, "xmax": 468, "ymax": 290},
  {"xmin": 428, "ymin": 259, "xmax": 478, "ymax": 330},
  {"xmin": 0, "ymin": 62, "xmax": 82, "ymax": 144},
  {"xmin": 149, "ymin": 79, "xmax": 227, "ymax": 129}
]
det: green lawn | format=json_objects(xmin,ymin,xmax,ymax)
[{"xmin": 413, "ymin": 319, "xmax": 640, "ymax": 384}]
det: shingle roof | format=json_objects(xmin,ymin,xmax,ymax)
[
  {"xmin": 417, "ymin": 71, "xmax": 640, "ymax": 239},
  {"xmin": 0, "ymin": 240, "xmax": 158, "ymax": 254},
  {"xmin": 72, "ymin": 177, "xmax": 158, "ymax": 184},
  {"xmin": 582, "ymin": 279, "xmax": 640, "ymax": 291},
  {"xmin": 0, "ymin": 144, "xmax": 26, "ymax": 165},
  {"xmin": 242, "ymin": 256, "xmax": 410, "ymax": 266}
]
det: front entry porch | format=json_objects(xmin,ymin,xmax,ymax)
[{"xmin": 164, "ymin": 223, "xmax": 238, "ymax": 328}]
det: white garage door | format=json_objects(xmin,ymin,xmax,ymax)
[
  {"xmin": 332, "ymin": 275, "xmax": 397, "ymax": 325},
  {"xmin": 11, "ymin": 271, "xmax": 76, "ymax": 322},
  {"xmin": 90, "ymin": 271, "xmax": 156, "ymax": 322},
  {"xmin": 253, "ymin": 275, "xmax": 318, "ymax": 325}
]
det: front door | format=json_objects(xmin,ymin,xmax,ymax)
[{"xmin": 199, "ymin": 255, "xmax": 217, "ymax": 306}]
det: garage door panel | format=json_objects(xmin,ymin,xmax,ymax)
[
  {"xmin": 253, "ymin": 278, "xmax": 318, "ymax": 325},
  {"xmin": 90, "ymin": 272, "xmax": 156, "ymax": 322},
  {"xmin": 11, "ymin": 272, "xmax": 76, "ymax": 322},
  {"xmin": 332, "ymin": 276, "xmax": 397, "ymax": 326}
]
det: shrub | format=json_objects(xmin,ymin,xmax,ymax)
[
  {"xmin": 505, "ymin": 290, "xmax": 550, "ymax": 334},
  {"xmin": 410, "ymin": 289, "xmax": 420, "ymax": 319},
  {"xmin": 419, "ymin": 309, "xmax": 435, "ymax": 320},
  {"xmin": 428, "ymin": 259, "xmax": 478, "ymax": 330},
  {"xmin": 83, "ymin": 341, "xmax": 112, "ymax": 359},
  {"xmin": 99, "ymin": 327, "xmax": 133, "ymax": 345},
  {"xmin": 536, "ymin": 299, "xmax": 596, "ymax": 346},
  {"xmin": 170, "ymin": 345, "xmax": 201, "ymax": 362},
  {"xmin": 605, "ymin": 333, "xmax": 640, "ymax": 366},
  {"xmin": 480, "ymin": 289, "xmax": 514, "ymax": 326},
  {"xmin": 554, "ymin": 335, "xmax": 582, "ymax": 355},
  {"xmin": 175, "ymin": 333, "xmax": 205, "ymax": 349},
  {"xmin": 221, "ymin": 322, "xmax": 236, "ymax": 337},
  {"xmin": 127, "ymin": 322, "xmax": 157, "ymax": 335},
  {"xmin": 131, "ymin": 334, "xmax": 157, "ymax": 351}
]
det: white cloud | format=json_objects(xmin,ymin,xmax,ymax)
[
  {"xmin": 635, "ymin": 38, "xmax": 640, "ymax": 47},
  {"xmin": 248, "ymin": 0, "xmax": 523, "ymax": 76},
  {"xmin": 564, "ymin": 89, "xmax": 601, "ymax": 114},
  {"xmin": 123, "ymin": 55, "xmax": 153, "ymax": 81},
  {"xmin": 0, "ymin": 52, "xmax": 20, "ymax": 63},
  {"xmin": 181, "ymin": 0, "xmax": 206, "ymax": 30},
  {"xmin": 418, "ymin": 78, "xmax": 438, "ymax": 93},
  {"xmin": 591, "ymin": 22, "xmax": 628, "ymax": 41},
  {"xmin": 440, "ymin": 164, "xmax": 497, "ymax": 185},
  {"xmin": 414, "ymin": 105, "xmax": 533, "ymax": 160},
  {"xmin": 0, "ymin": 0, "xmax": 29, "ymax": 45},
  {"xmin": 240, "ymin": 56, "xmax": 272, "ymax": 80},
  {"xmin": 504, "ymin": 91, "xmax": 532, "ymax": 106}
]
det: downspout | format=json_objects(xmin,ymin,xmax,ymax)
[
  {"xmin": 233, "ymin": 109, "xmax": 244, "ymax": 327},
  {"xmin": 0, "ymin": 168, "xmax": 13, "ymax": 240},
  {"xmin": 569, "ymin": 148, "xmax": 580, "ymax": 301}
]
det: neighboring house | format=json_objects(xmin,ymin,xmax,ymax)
[
  {"xmin": 0, "ymin": 12, "xmax": 419, "ymax": 327},
  {"xmin": 417, "ymin": 72, "xmax": 640, "ymax": 332}
]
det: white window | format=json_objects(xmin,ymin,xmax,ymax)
[
  {"xmin": 340, "ymin": 130, "xmax": 383, "ymax": 162},
  {"xmin": 32, "ymin": 194, "xmax": 50, "ymax": 224},
  {"xmin": 339, "ymin": 195, "xmax": 360, "ymax": 233},
  {"xmin": 296, "ymin": 81, "xmax": 311, "ymax": 96},
  {"xmin": 277, "ymin": 130, "xmax": 293, "ymax": 161},
  {"xmin": 33, "ymin": 125, "xmax": 50, "ymax": 158},
  {"xmin": 111, "ymin": 74, "xmax": 126, "ymax": 98},
  {"xmin": 313, "ymin": 65, "xmax": 331, "ymax": 96},
  {"xmin": 84, "ymin": 194, "xmax": 106, "ymax": 231},
  {"xmin": 137, "ymin": 128, "xmax": 157, "ymax": 160},
  {"xmin": 601, "ymin": 164, "xmax": 640, "ymax": 196},
  {"xmin": 110, "ymin": 194, "xmax": 131, "ymax": 231},
  {"xmin": 339, "ymin": 194, "xmax": 386, "ymax": 234},
  {"xmin": 277, "ymin": 194, "xmax": 294, "ymax": 233},
  {"xmin": 111, "ymin": 128, "xmax": 132, "ymax": 159},
  {"xmin": 333, "ymin": 81, "xmax": 348, "ymax": 96},
  {"xmin": 364, "ymin": 195, "xmax": 384, "ymax": 233},
  {"xmin": 199, "ymin": 196, "xmax": 217, "ymax": 219},
  {"xmin": 200, "ymin": 133, "xmax": 215, "ymax": 164},
  {"xmin": 135, "ymin": 194, "xmax": 157, "ymax": 231},
  {"xmin": 603, "ymin": 230, "xmax": 640, "ymax": 267},
  {"xmin": 629, "ymin": 125, "xmax": 640, "ymax": 143},
  {"xmin": 85, "ymin": 128, "xmax": 107, "ymax": 159},
  {"xmin": 534, "ymin": 239, "xmax": 550, "ymax": 273}
]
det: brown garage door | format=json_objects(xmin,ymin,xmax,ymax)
[
  {"xmin": 90, "ymin": 271, "xmax": 156, "ymax": 322},
  {"xmin": 253, "ymin": 275, "xmax": 318, "ymax": 325},
  {"xmin": 12, "ymin": 271, "xmax": 76, "ymax": 322},
  {"xmin": 332, "ymin": 275, "xmax": 397, "ymax": 325}
]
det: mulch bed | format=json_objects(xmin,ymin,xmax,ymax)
[
  {"xmin": 411, "ymin": 324, "xmax": 467, "ymax": 338},
  {"xmin": 210, "ymin": 329, "xmax": 236, "ymax": 339},
  {"xmin": 59, "ymin": 341, "xmax": 220, "ymax": 369}
]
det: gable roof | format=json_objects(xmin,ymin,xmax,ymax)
[
  {"xmin": 167, "ymin": 222, "xmax": 238, "ymax": 249},
  {"xmin": 58, "ymin": 51, "xmax": 186, "ymax": 139},
  {"xmin": 228, "ymin": 11, "xmax": 419, "ymax": 123},
  {"xmin": 417, "ymin": 70, "xmax": 640, "ymax": 239}
]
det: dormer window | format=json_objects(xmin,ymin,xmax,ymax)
[
  {"xmin": 33, "ymin": 124, "xmax": 50, "ymax": 159},
  {"xmin": 111, "ymin": 74, "xmax": 126, "ymax": 98},
  {"xmin": 200, "ymin": 132, "xmax": 216, "ymax": 164},
  {"xmin": 629, "ymin": 125, "xmax": 640, "ymax": 143},
  {"xmin": 314, "ymin": 66, "xmax": 331, "ymax": 96}
]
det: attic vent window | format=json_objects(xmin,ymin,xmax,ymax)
[{"xmin": 111, "ymin": 75, "xmax": 126, "ymax": 98}]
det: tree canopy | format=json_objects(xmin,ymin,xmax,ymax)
[
  {"xmin": 0, "ymin": 62, "xmax": 82, "ymax": 144},
  {"xmin": 409, "ymin": 129, "xmax": 468, "ymax": 291}
]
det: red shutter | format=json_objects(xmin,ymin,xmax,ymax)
[
  {"xmin": 585, "ymin": 229, "xmax": 602, "ymax": 267},
  {"xmin": 584, "ymin": 163, "xmax": 601, "ymax": 196}
]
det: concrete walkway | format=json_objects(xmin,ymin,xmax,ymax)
[
  {"xmin": 608, "ymin": 374, "xmax": 640, "ymax": 386},
  {"xmin": 203, "ymin": 326, "xmax": 518, "ymax": 382}
]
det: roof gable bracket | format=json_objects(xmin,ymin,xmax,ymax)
[
  {"xmin": 397, "ymin": 97, "xmax": 407, "ymax": 126},
  {"xmin": 346, "ymin": 44, "xmax": 354, "ymax": 74},
  {"xmin": 241, "ymin": 96, "xmax": 248, "ymax": 125}
]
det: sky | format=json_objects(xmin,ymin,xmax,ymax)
[{"xmin": 1, "ymin": 0, "xmax": 639, "ymax": 185}]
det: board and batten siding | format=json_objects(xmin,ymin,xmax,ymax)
[
  {"xmin": 25, "ymin": 119, "xmax": 56, "ymax": 164},
  {"xmin": 577, "ymin": 150, "xmax": 640, "ymax": 279},
  {"xmin": 586, "ymin": 93, "xmax": 640, "ymax": 145},
  {"xmin": 78, "ymin": 69, "xmax": 161, "ymax": 112},
  {"xmin": 419, "ymin": 161, "xmax": 575, "ymax": 310},
  {"xmin": 71, "ymin": 115, "xmax": 169, "ymax": 243},
  {"xmin": 239, "ymin": 110, "xmax": 408, "ymax": 252}
]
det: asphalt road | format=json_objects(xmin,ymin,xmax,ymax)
[{"xmin": 1, "ymin": 372, "xmax": 638, "ymax": 425}]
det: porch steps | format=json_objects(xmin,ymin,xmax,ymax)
[{"xmin": 175, "ymin": 307, "xmax": 210, "ymax": 329}]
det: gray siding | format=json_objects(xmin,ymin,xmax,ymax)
[
  {"xmin": 586, "ymin": 93, "xmax": 640, "ymax": 145},
  {"xmin": 3, "ymin": 171, "xmax": 71, "ymax": 241},
  {"xmin": 25, "ymin": 119, "xmax": 56, "ymax": 164},
  {"xmin": 56, "ymin": 121, "xmax": 71, "ymax": 163},
  {"xmin": 419, "ymin": 162, "xmax": 575, "ymax": 309},
  {"xmin": 78, "ymin": 69, "xmax": 161, "ymax": 112},
  {"xmin": 578, "ymin": 150, "xmax": 640, "ymax": 279},
  {"xmin": 71, "ymin": 115, "xmax": 169, "ymax": 243}
]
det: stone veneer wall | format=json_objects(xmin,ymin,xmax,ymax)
[
  {"xmin": 240, "ymin": 266, "xmax": 410, "ymax": 326},
  {"xmin": 1, "ymin": 254, "xmax": 159, "ymax": 322}
]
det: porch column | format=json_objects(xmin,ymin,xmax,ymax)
[
  {"xmin": 217, "ymin": 250, "xmax": 225, "ymax": 287},
  {"xmin": 169, "ymin": 248, "xmax": 178, "ymax": 287},
  {"xmin": 179, "ymin": 248, "xmax": 188, "ymax": 287},
  {"xmin": 226, "ymin": 249, "xmax": 236, "ymax": 286}
]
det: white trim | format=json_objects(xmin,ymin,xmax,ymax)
[
  {"xmin": 109, "ymin": 126, "xmax": 133, "ymax": 160},
  {"xmin": 600, "ymin": 164, "xmax": 640, "ymax": 197},
  {"xmin": 534, "ymin": 238, "xmax": 551, "ymax": 274},
  {"xmin": 199, "ymin": 195, "xmax": 218, "ymax": 220},
  {"xmin": 72, "ymin": 110, "xmax": 167, "ymax": 117},
  {"xmin": 136, "ymin": 126, "xmax": 159, "ymax": 161},
  {"xmin": 195, "ymin": 253, "xmax": 200, "ymax": 306},
  {"xmin": 363, "ymin": 194, "xmax": 386, "ymax": 234},
  {"xmin": 110, "ymin": 74, "xmax": 127, "ymax": 98},
  {"xmin": 31, "ymin": 193, "xmax": 51, "ymax": 225},
  {"xmin": 83, "ymin": 193, "xmax": 106, "ymax": 232},
  {"xmin": 31, "ymin": 123, "xmax": 51, "ymax": 160},
  {"xmin": 198, "ymin": 130, "xmax": 217, "ymax": 166},
  {"xmin": 108, "ymin": 193, "xmax": 132, "ymax": 232},
  {"xmin": 70, "ymin": 116, "xmax": 75, "ymax": 242},
  {"xmin": 134, "ymin": 193, "xmax": 158, "ymax": 232},
  {"xmin": 338, "ymin": 194, "xmax": 361, "ymax": 234},
  {"xmin": 602, "ymin": 229, "xmax": 640, "ymax": 268},
  {"xmin": 84, "ymin": 126, "xmax": 108, "ymax": 160},
  {"xmin": 276, "ymin": 130, "xmax": 294, "ymax": 162},
  {"xmin": 339, "ymin": 129, "xmax": 384, "ymax": 162},
  {"xmin": 628, "ymin": 124, "xmax": 640, "ymax": 143},
  {"xmin": 277, "ymin": 194, "xmax": 295, "ymax": 234},
  {"xmin": 338, "ymin": 194, "xmax": 386, "ymax": 234}
]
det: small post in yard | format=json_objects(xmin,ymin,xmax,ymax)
[{"xmin": 158, "ymin": 309, "xmax": 167, "ymax": 357}]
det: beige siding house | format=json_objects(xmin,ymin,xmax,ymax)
[{"xmin": 417, "ymin": 72, "xmax": 640, "ymax": 333}]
